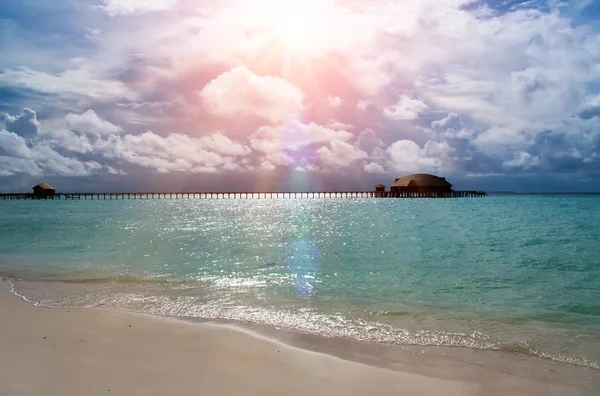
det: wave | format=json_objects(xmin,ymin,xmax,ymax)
[
  {"xmin": 3, "ymin": 276, "xmax": 598, "ymax": 370},
  {"xmin": 1, "ymin": 272, "xmax": 199, "ymax": 286}
]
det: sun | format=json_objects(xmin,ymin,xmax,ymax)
[{"xmin": 243, "ymin": 0, "xmax": 330, "ymax": 52}]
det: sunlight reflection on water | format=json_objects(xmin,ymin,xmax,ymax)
[{"xmin": 285, "ymin": 237, "xmax": 321, "ymax": 297}]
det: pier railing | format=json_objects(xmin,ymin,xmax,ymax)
[{"xmin": 1, "ymin": 191, "xmax": 487, "ymax": 200}]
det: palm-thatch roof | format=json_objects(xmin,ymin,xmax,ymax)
[
  {"xmin": 391, "ymin": 174, "xmax": 452, "ymax": 188},
  {"xmin": 375, "ymin": 184, "xmax": 386, "ymax": 188},
  {"xmin": 32, "ymin": 182, "xmax": 55, "ymax": 190}
]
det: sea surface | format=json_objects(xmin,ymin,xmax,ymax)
[{"xmin": 1, "ymin": 195, "xmax": 599, "ymax": 368}]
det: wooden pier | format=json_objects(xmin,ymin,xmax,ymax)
[{"xmin": 0, "ymin": 191, "xmax": 487, "ymax": 200}]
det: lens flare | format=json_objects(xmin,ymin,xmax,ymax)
[{"xmin": 285, "ymin": 237, "xmax": 321, "ymax": 297}]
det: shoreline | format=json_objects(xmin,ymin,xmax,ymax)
[
  {"xmin": 4, "ymin": 274, "xmax": 600, "ymax": 371},
  {"xmin": 1, "ymin": 281, "xmax": 597, "ymax": 395}
]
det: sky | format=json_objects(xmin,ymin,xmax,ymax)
[{"xmin": 1, "ymin": 0, "xmax": 599, "ymax": 193}]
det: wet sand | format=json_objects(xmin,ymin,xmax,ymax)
[{"xmin": 0, "ymin": 282, "xmax": 595, "ymax": 396}]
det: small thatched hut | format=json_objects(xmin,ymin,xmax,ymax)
[
  {"xmin": 375, "ymin": 184, "xmax": 386, "ymax": 193},
  {"xmin": 32, "ymin": 182, "xmax": 56, "ymax": 196},
  {"xmin": 390, "ymin": 174, "xmax": 452, "ymax": 194}
]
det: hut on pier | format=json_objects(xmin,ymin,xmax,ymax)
[
  {"xmin": 375, "ymin": 184, "xmax": 386, "ymax": 193},
  {"xmin": 32, "ymin": 182, "xmax": 56, "ymax": 197},
  {"xmin": 390, "ymin": 174, "xmax": 452, "ymax": 194}
]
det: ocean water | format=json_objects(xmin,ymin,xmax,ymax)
[{"xmin": 1, "ymin": 195, "xmax": 599, "ymax": 368}]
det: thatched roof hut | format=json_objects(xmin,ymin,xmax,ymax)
[
  {"xmin": 390, "ymin": 174, "xmax": 452, "ymax": 193},
  {"xmin": 32, "ymin": 182, "xmax": 56, "ymax": 195},
  {"xmin": 375, "ymin": 184, "xmax": 386, "ymax": 192}
]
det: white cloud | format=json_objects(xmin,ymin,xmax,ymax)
[
  {"xmin": 356, "ymin": 129, "xmax": 385, "ymax": 154},
  {"xmin": 349, "ymin": 56, "xmax": 396, "ymax": 96},
  {"xmin": 364, "ymin": 162, "xmax": 385, "ymax": 173},
  {"xmin": 386, "ymin": 140, "xmax": 451, "ymax": 174},
  {"xmin": 0, "ymin": 130, "xmax": 34, "ymax": 158},
  {"xmin": 250, "ymin": 121, "xmax": 352, "ymax": 154},
  {"xmin": 383, "ymin": 96, "xmax": 429, "ymax": 120},
  {"xmin": 107, "ymin": 166, "xmax": 126, "ymax": 175},
  {"xmin": 260, "ymin": 160, "xmax": 276, "ymax": 171},
  {"xmin": 40, "ymin": 128, "xmax": 93, "ymax": 154},
  {"xmin": 431, "ymin": 113, "xmax": 464, "ymax": 131},
  {"xmin": 4, "ymin": 108, "xmax": 41, "ymax": 139},
  {"xmin": 95, "ymin": 0, "xmax": 178, "ymax": 16},
  {"xmin": 1, "ymin": 110, "xmax": 99, "ymax": 178},
  {"xmin": 199, "ymin": 66, "xmax": 304, "ymax": 123},
  {"xmin": 473, "ymin": 126, "xmax": 528, "ymax": 154},
  {"xmin": 577, "ymin": 95, "xmax": 600, "ymax": 119},
  {"xmin": 265, "ymin": 151, "xmax": 295, "ymax": 167},
  {"xmin": 504, "ymin": 152, "xmax": 541, "ymax": 170},
  {"xmin": 0, "ymin": 156, "xmax": 42, "ymax": 177},
  {"xmin": 328, "ymin": 96, "xmax": 342, "ymax": 107},
  {"xmin": 0, "ymin": 109, "xmax": 258, "ymax": 177},
  {"xmin": 0, "ymin": 67, "xmax": 133, "ymax": 101},
  {"xmin": 316, "ymin": 139, "xmax": 367, "ymax": 168},
  {"xmin": 326, "ymin": 121, "xmax": 354, "ymax": 130},
  {"xmin": 97, "ymin": 131, "xmax": 227, "ymax": 171},
  {"xmin": 85, "ymin": 28, "xmax": 103, "ymax": 42},
  {"xmin": 0, "ymin": 128, "xmax": 102, "ymax": 176},
  {"xmin": 197, "ymin": 133, "xmax": 251, "ymax": 156},
  {"xmin": 357, "ymin": 100, "xmax": 374, "ymax": 111},
  {"xmin": 65, "ymin": 110, "xmax": 122, "ymax": 136}
]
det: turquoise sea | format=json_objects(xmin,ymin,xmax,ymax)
[{"xmin": 1, "ymin": 195, "xmax": 599, "ymax": 368}]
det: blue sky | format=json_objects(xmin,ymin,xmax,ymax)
[{"xmin": 1, "ymin": 0, "xmax": 599, "ymax": 192}]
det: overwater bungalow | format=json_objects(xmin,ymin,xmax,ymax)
[{"xmin": 32, "ymin": 182, "xmax": 56, "ymax": 197}]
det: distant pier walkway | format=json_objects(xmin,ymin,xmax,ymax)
[{"xmin": 1, "ymin": 191, "xmax": 487, "ymax": 200}]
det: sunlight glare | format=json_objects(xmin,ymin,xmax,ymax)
[{"xmin": 245, "ymin": 0, "xmax": 331, "ymax": 52}]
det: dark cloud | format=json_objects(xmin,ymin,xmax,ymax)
[
  {"xmin": 4, "ymin": 108, "xmax": 40, "ymax": 138},
  {"xmin": 577, "ymin": 97, "xmax": 600, "ymax": 120}
]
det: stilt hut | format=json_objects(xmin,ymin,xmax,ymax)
[
  {"xmin": 390, "ymin": 174, "xmax": 452, "ymax": 194},
  {"xmin": 32, "ymin": 182, "xmax": 56, "ymax": 197}
]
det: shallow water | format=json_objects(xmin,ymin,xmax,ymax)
[{"xmin": 1, "ymin": 195, "xmax": 599, "ymax": 368}]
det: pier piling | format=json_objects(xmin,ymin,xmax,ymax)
[{"xmin": 1, "ymin": 190, "xmax": 486, "ymax": 201}]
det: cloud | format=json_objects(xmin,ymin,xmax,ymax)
[
  {"xmin": 250, "ymin": 121, "xmax": 353, "ymax": 154},
  {"xmin": 0, "ymin": 126, "xmax": 102, "ymax": 177},
  {"xmin": 260, "ymin": 160, "xmax": 276, "ymax": 171},
  {"xmin": 264, "ymin": 151, "xmax": 295, "ymax": 167},
  {"xmin": 0, "ymin": 109, "xmax": 250, "ymax": 177},
  {"xmin": 65, "ymin": 110, "xmax": 122, "ymax": 136},
  {"xmin": 577, "ymin": 95, "xmax": 600, "ymax": 119},
  {"xmin": 356, "ymin": 128, "xmax": 385, "ymax": 154},
  {"xmin": 383, "ymin": 96, "xmax": 429, "ymax": 120},
  {"xmin": 357, "ymin": 100, "xmax": 374, "ymax": 111},
  {"xmin": 431, "ymin": 113, "xmax": 464, "ymax": 131},
  {"xmin": 2, "ymin": 0, "xmax": 600, "ymax": 191},
  {"xmin": 473, "ymin": 126, "xmax": 528, "ymax": 154},
  {"xmin": 0, "ymin": 67, "xmax": 134, "ymax": 101},
  {"xmin": 328, "ymin": 96, "xmax": 342, "ymax": 107},
  {"xmin": 316, "ymin": 139, "xmax": 367, "ymax": 169},
  {"xmin": 96, "ymin": 131, "xmax": 229, "ymax": 172},
  {"xmin": 504, "ymin": 151, "xmax": 541, "ymax": 170},
  {"xmin": 386, "ymin": 140, "xmax": 452, "ymax": 174},
  {"xmin": 364, "ymin": 162, "xmax": 385, "ymax": 173},
  {"xmin": 95, "ymin": 0, "xmax": 178, "ymax": 16},
  {"xmin": 4, "ymin": 108, "xmax": 41, "ymax": 139},
  {"xmin": 0, "ymin": 156, "xmax": 42, "ymax": 177},
  {"xmin": 197, "ymin": 133, "xmax": 251, "ymax": 156},
  {"xmin": 0, "ymin": 130, "xmax": 33, "ymax": 158},
  {"xmin": 199, "ymin": 66, "xmax": 304, "ymax": 123},
  {"xmin": 326, "ymin": 121, "xmax": 354, "ymax": 130},
  {"xmin": 40, "ymin": 128, "xmax": 94, "ymax": 154}
]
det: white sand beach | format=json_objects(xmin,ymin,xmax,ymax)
[{"xmin": 0, "ymin": 281, "xmax": 594, "ymax": 396}]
